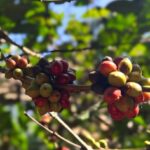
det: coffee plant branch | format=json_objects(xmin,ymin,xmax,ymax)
[
  {"xmin": 24, "ymin": 111, "xmax": 82, "ymax": 149},
  {"xmin": 0, "ymin": 29, "xmax": 41, "ymax": 58},
  {"xmin": 49, "ymin": 112, "xmax": 94, "ymax": 150}
]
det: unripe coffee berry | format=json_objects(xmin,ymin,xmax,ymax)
[
  {"xmin": 40, "ymin": 83, "xmax": 52, "ymax": 97},
  {"xmin": 108, "ymin": 71, "xmax": 127, "ymax": 87},
  {"xmin": 118, "ymin": 58, "xmax": 132, "ymax": 75},
  {"xmin": 128, "ymin": 71, "xmax": 142, "ymax": 82},
  {"xmin": 13, "ymin": 68, "xmax": 24, "ymax": 79},
  {"xmin": 126, "ymin": 82, "xmax": 142, "ymax": 97}
]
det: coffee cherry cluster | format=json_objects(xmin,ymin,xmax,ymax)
[
  {"xmin": 90, "ymin": 56, "xmax": 150, "ymax": 121},
  {"xmin": 28, "ymin": 59, "xmax": 76, "ymax": 115},
  {"xmin": 5, "ymin": 56, "xmax": 76, "ymax": 115},
  {"xmin": 5, "ymin": 55, "xmax": 29, "ymax": 80}
]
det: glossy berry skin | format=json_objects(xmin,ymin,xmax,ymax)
[
  {"xmin": 135, "ymin": 93, "xmax": 144, "ymax": 104},
  {"xmin": 118, "ymin": 58, "xmax": 132, "ymax": 75},
  {"xmin": 6, "ymin": 58, "xmax": 16, "ymax": 69},
  {"xmin": 67, "ymin": 71, "xmax": 76, "ymax": 83},
  {"xmin": 108, "ymin": 104, "xmax": 125, "ymax": 121},
  {"xmin": 108, "ymin": 71, "xmax": 127, "ymax": 87},
  {"xmin": 113, "ymin": 57, "xmax": 123, "ymax": 67},
  {"xmin": 50, "ymin": 60, "xmax": 63, "ymax": 76},
  {"xmin": 142, "ymin": 92, "xmax": 150, "ymax": 102},
  {"xmin": 40, "ymin": 83, "xmax": 52, "ymax": 98},
  {"xmin": 17, "ymin": 57, "xmax": 28, "ymax": 69},
  {"xmin": 60, "ymin": 60, "xmax": 69, "ymax": 73},
  {"xmin": 115, "ymin": 96, "xmax": 134, "ymax": 113},
  {"xmin": 56, "ymin": 73, "xmax": 70, "ymax": 85},
  {"xmin": 99, "ymin": 60, "xmax": 117, "ymax": 76},
  {"xmin": 34, "ymin": 97, "xmax": 48, "ymax": 107},
  {"xmin": 49, "ymin": 90, "xmax": 61, "ymax": 103},
  {"xmin": 13, "ymin": 68, "xmax": 24, "ymax": 79},
  {"xmin": 11, "ymin": 55, "xmax": 21, "ymax": 64},
  {"xmin": 125, "ymin": 105, "xmax": 139, "ymax": 119},
  {"xmin": 60, "ymin": 91, "xmax": 70, "ymax": 108},
  {"xmin": 126, "ymin": 82, "xmax": 142, "ymax": 97},
  {"xmin": 103, "ymin": 87, "xmax": 122, "ymax": 104}
]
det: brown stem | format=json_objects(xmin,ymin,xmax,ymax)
[
  {"xmin": 142, "ymin": 86, "xmax": 150, "ymax": 92},
  {"xmin": 49, "ymin": 112, "xmax": 93, "ymax": 150},
  {"xmin": 24, "ymin": 111, "xmax": 81, "ymax": 149},
  {"xmin": 0, "ymin": 29, "xmax": 41, "ymax": 58},
  {"xmin": 58, "ymin": 84, "xmax": 91, "ymax": 93}
]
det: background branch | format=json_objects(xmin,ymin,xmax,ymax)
[
  {"xmin": 49, "ymin": 112, "xmax": 94, "ymax": 150},
  {"xmin": 24, "ymin": 111, "xmax": 81, "ymax": 149},
  {"xmin": 0, "ymin": 29, "xmax": 41, "ymax": 58}
]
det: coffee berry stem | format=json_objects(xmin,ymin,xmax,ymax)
[
  {"xmin": 57, "ymin": 85, "xmax": 91, "ymax": 93},
  {"xmin": 142, "ymin": 86, "xmax": 150, "ymax": 92}
]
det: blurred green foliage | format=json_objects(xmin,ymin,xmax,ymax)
[{"xmin": 0, "ymin": 0, "xmax": 150, "ymax": 149}]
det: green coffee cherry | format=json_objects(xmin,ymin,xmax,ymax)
[
  {"xmin": 108, "ymin": 71, "xmax": 127, "ymax": 87},
  {"xmin": 128, "ymin": 71, "xmax": 142, "ymax": 82},
  {"xmin": 126, "ymin": 82, "xmax": 142, "ymax": 97},
  {"xmin": 118, "ymin": 58, "xmax": 132, "ymax": 75}
]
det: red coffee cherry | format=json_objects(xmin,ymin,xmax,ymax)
[
  {"xmin": 56, "ymin": 73, "xmax": 70, "ymax": 85},
  {"xmin": 135, "ymin": 93, "xmax": 144, "ymax": 104},
  {"xmin": 115, "ymin": 96, "xmax": 134, "ymax": 113},
  {"xmin": 108, "ymin": 104, "xmax": 125, "ymax": 121},
  {"xmin": 60, "ymin": 60, "xmax": 69, "ymax": 73},
  {"xmin": 34, "ymin": 97, "xmax": 48, "ymax": 107},
  {"xmin": 113, "ymin": 57, "xmax": 124, "ymax": 67},
  {"xmin": 99, "ymin": 60, "xmax": 117, "ymax": 76},
  {"xmin": 6, "ymin": 58, "xmax": 16, "ymax": 69},
  {"xmin": 60, "ymin": 90, "xmax": 70, "ymax": 108},
  {"xmin": 17, "ymin": 57, "xmax": 28, "ymax": 69},
  {"xmin": 142, "ymin": 92, "xmax": 150, "ymax": 102},
  {"xmin": 50, "ymin": 60, "xmax": 63, "ymax": 76},
  {"xmin": 125, "ymin": 104, "xmax": 139, "ymax": 119},
  {"xmin": 103, "ymin": 87, "xmax": 122, "ymax": 104},
  {"xmin": 67, "ymin": 71, "xmax": 76, "ymax": 83}
]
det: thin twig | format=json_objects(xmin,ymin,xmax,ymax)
[
  {"xmin": 49, "ymin": 112, "xmax": 94, "ymax": 150},
  {"xmin": 0, "ymin": 29, "xmax": 41, "ymax": 58},
  {"xmin": 24, "ymin": 111, "xmax": 81, "ymax": 149}
]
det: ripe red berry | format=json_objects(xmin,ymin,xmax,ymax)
[
  {"xmin": 17, "ymin": 57, "xmax": 28, "ymax": 69},
  {"xmin": 115, "ymin": 96, "xmax": 134, "ymax": 113},
  {"xmin": 60, "ymin": 91, "xmax": 70, "ymax": 108},
  {"xmin": 135, "ymin": 93, "xmax": 144, "ymax": 104},
  {"xmin": 125, "ymin": 105, "xmax": 139, "ymax": 119},
  {"xmin": 103, "ymin": 87, "xmax": 122, "ymax": 104},
  {"xmin": 99, "ymin": 60, "xmax": 117, "ymax": 76},
  {"xmin": 113, "ymin": 57, "xmax": 123, "ymax": 67},
  {"xmin": 67, "ymin": 71, "xmax": 76, "ymax": 83},
  {"xmin": 108, "ymin": 104, "xmax": 125, "ymax": 121},
  {"xmin": 6, "ymin": 58, "xmax": 16, "ymax": 69},
  {"xmin": 50, "ymin": 60, "xmax": 63, "ymax": 76},
  {"xmin": 56, "ymin": 73, "xmax": 70, "ymax": 85},
  {"xmin": 34, "ymin": 97, "xmax": 48, "ymax": 107},
  {"xmin": 142, "ymin": 92, "xmax": 150, "ymax": 102},
  {"xmin": 60, "ymin": 60, "xmax": 69, "ymax": 73}
]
